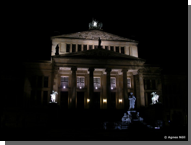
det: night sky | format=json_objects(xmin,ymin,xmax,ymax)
[{"xmin": 3, "ymin": 1, "xmax": 187, "ymax": 75}]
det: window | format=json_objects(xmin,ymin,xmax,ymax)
[
  {"xmin": 94, "ymin": 77, "xmax": 101, "ymax": 89},
  {"xmin": 89, "ymin": 45, "xmax": 93, "ymax": 50},
  {"xmin": 121, "ymin": 47, "xmax": 124, "ymax": 54},
  {"xmin": 83, "ymin": 45, "xmax": 87, "ymax": 51},
  {"xmin": 37, "ymin": 76, "xmax": 42, "ymax": 87},
  {"xmin": 105, "ymin": 46, "xmax": 108, "ymax": 50},
  {"xmin": 144, "ymin": 79, "xmax": 156, "ymax": 90},
  {"xmin": 44, "ymin": 76, "xmax": 48, "ymax": 88},
  {"xmin": 66, "ymin": 44, "xmax": 70, "ymax": 52},
  {"xmin": 61, "ymin": 77, "xmax": 69, "ymax": 88},
  {"xmin": 110, "ymin": 77, "xmax": 116, "ymax": 89},
  {"xmin": 94, "ymin": 45, "xmax": 98, "ymax": 49},
  {"xmin": 127, "ymin": 78, "xmax": 131, "ymax": 88},
  {"xmin": 144, "ymin": 79, "xmax": 150, "ymax": 90},
  {"xmin": 151, "ymin": 80, "xmax": 156, "ymax": 89},
  {"xmin": 77, "ymin": 77, "xmax": 85, "ymax": 89},
  {"xmin": 78, "ymin": 44, "xmax": 81, "ymax": 51},
  {"xmin": 110, "ymin": 46, "xmax": 114, "ymax": 51},
  {"xmin": 72, "ymin": 44, "xmax": 76, "ymax": 52},
  {"xmin": 116, "ymin": 47, "xmax": 119, "ymax": 53}
]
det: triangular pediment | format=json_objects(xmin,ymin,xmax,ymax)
[
  {"xmin": 53, "ymin": 48, "xmax": 145, "ymax": 62},
  {"xmin": 51, "ymin": 30, "xmax": 136, "ymax": 42}
]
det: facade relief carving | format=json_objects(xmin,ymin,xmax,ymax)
[{"xmin": 53, "ymin": 30, "xmax": 134, "ymax": 41}]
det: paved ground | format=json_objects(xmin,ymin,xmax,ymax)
[
  {"xmin": 0, "ymin": 108, "xmax": 188, "ymax": 141},
  {"xmin": 1, "ymin": 121, "xmax": 188, "ymax": 141}
]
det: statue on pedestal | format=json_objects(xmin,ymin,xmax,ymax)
[
  {"xmin": 98, "ymin": 37, "xmax": 101, "ymax": 47},
  {"xmin": 50, "ymin": 91, "xmax": 58, "ymax": 103},
  {"xmin": 55, "ymin": 45, "xmax": 59, "ymax": 55},
  {"xmin": 128, "ymin": 92, "xmax": 136, "ymax": 110},
  {"xmin": 151, "ymin": 92, "xmax": 159, "ymax": 104}
]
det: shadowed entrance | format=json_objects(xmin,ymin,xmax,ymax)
[
  {"xmin": 60, "ymin": 92, "xmax": 68, "ymax": 108},
  {"xmin": 94, "ymin": 92, "xmax": 100, "ymax": 109},
  {"xmin": 111, "ymin": 92, "xmax": 116, "ymax": 109},
  {"xmin": 77, "ymin": 92, "xmax": 84, "ymax": 109}
]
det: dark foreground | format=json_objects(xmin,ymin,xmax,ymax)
[
  {"xmin": 1, "ymin": 123, "xmax": 188, "ymax": 141},
  {"xmin": 0, "ymin": 107, "xmax": 188, "ymax": 141}
]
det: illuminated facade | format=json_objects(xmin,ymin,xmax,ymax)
[{"xmin": 23, "ymin": 20, "xmax": 163, "ymax": 109}]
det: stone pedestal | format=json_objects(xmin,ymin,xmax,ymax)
[
  {"xmin": 145, "ymin": 103, "xmax": 163, "ymax": 126},
  {"xmin": 127, "ymin": 110, "xmax": 140, "ymax": 122},
  {"xmin": 122, "ymin": 109, "xmax": 142, "ymax": 123},
  {"xmin": 48, "ymin": 103, "xmax": 59, "ymax": 126},
  {"xmin": 148, "ymin": 103, "xmax": 163, "ymax": 119}
]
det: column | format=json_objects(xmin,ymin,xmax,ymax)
[
  {"xmin": 138, "ymin": 69, "xmax": 145, "ymax": 107},
  {"xmin": 51, "ymin": 42, "xmax": 57, "ymax": 56},
  {"xmin": 122, "ymin": 69, "xmax": 128, "ymax": 109},
  {"xmin": 71, "ymin": 67, "xmax": 77, "ymax": 108},
  {"xmin": 70, "ymin": 44, "xmax": 72, "ymax": 53},
  {"xmin": 76, "ymin": 44, "xmax": 78, "ymax": 52},
  {"xmin": 88, "ymin": 68, "xmax": 94, "ymax": 109},
  {"xmin": 105, "ymin": 68, "xmax": 111, "ymax": 109}
]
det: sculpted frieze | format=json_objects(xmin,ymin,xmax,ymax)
[{"xmin": 53, "ymin": 30, "xmax": 134, "ymax": 41}]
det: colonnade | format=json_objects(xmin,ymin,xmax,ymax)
[{"xmin": 65, "ymin": 67, "xmax": 145, "ymax": 109}]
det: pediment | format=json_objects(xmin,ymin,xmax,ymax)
[{"xmin": 52, "ymin": 30, "xmax": 136, "ymax": 42}]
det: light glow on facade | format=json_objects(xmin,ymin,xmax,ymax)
[
  {"xmin": 87, "ymin": 98, "xmax": 90, "ymax": 103},
  {"xmin": 103, "ymin": 99, "xmax": 107, "ymax": 103},
  {"xmin": 119, "ymin": 99, "xmax": 122, "ymax": 103}
]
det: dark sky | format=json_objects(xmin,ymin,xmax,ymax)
[{"xmin": 3, "ymin": 1, "xmax": 187, "ymax": 75}]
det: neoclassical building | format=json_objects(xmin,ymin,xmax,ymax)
[{"xmin": 23, "ymin": 20, "xmax": 163, "ymax": 110}]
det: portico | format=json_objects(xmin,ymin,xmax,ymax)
[{"xmin": 54, "ymin": 61, "xmax": 144, "ymax": 109}]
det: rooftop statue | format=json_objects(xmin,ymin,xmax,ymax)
[
  {"xmin": 98, "ymin": 37, "xmax": 101, "ymax": 47},
  {"xmin": 89, "ymin": 19, "xmax": 103, "ymax": 30}
]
